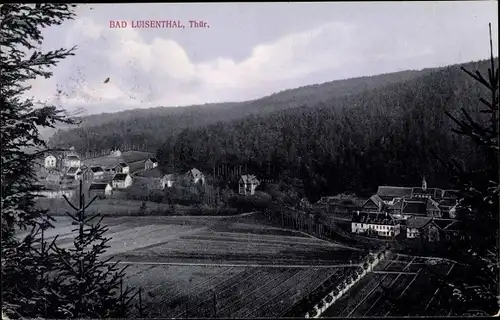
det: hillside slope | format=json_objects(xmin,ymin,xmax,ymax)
[
  {"xmin": 157, "ymin": 58, "xmax": 495, "ymax": 199},
  {"xmin": 48, "ymin": 68, "xmax": 433, "ymax": 153}
]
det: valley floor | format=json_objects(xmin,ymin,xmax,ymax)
[{"xmin": 42, "ymin": 215, "xmax": 364, "ymax": 318}]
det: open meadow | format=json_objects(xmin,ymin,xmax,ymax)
[{"xmin": 37, "ymin": 214, "xmax": 365, "ymax": 318}]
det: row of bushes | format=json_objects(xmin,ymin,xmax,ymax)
[
  {"xmin": 285, "ymin": 267, "xmax": 365, "ymax": 317},
  {"xmin": 287, "ymin": 248, "xmax": 390, "ymax": 318}
]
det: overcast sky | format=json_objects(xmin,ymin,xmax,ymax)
[{"xmin": 27, "ymin": 1, "xmax": 498, "ymax": 115}]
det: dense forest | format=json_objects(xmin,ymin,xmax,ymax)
[
  {"xmin": 49, "ymin": 68, "xmax": 434, "ymax": 151},
  {"xmin": 157, "ymin": 59, "xmax": 494, "ymax": 200},
  {"xmin": 49, "ymin": 59, "xmax": 495, "ymax": 200}
]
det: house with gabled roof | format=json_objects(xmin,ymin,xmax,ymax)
[
  {"xmin": 362, "ymin": 194, "xmax": 385, "ymax": 212},
  {"xmin": 406, "ymin": 217, "xmax": 462, "ymax": 242},
  {"xmin": 145, "ymin": 158, "xmax": 159, "ymax": 171},
  {"xmin": 66, "ymin": 166, "xmax": 81, "ymax": 179},
  {"xmin": 351, "ymin": 211, "xmax": 400, "ymax": 237},
  {"xmin": 114, "ymin": 162, "xmax": 129, "ymax": 174},
  {"xmin": 90, "ymin": 166, "xmax": 104, "ymax": 179},
  {"xmin": 112, "ymin": 173, "xmax": 133, "ymax": 189},
  {"xmin": 76, "ymin": 166, "xmax": 94, "ymax": 184},
  {"xmin": 238, "ymin": 174, "xmax": 260, "ymax": 195},
  {"xmin": 162, "ymin": 173, "xmax": 178, "ymax": 188},
  {"xmin": 89, "ymin": 182, "xmax": 113, "ymax": 198},
  {"xmin": 185, "ymin": 168, "xmax": 205, "ymax": 185},
  {"xmin": 63, "ymin": 155, "xmax": 81, "ymax": 168},
  {"xmin": 44, "ymin": 154, "xmax": 57, "ymax": 169},
  {"xmin": 426, "ymin": 198, "xmax": 442, "ymax": 218}
]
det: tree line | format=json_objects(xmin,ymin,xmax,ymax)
[{"xmin": 156, "ymin": 59, "xmax": 494, "ymax": 201}]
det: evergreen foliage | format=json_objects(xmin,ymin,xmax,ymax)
[{"xmin": 1, "ymin": 4, "xmax": 143, "ymax": 318}]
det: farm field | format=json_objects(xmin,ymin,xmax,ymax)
[
  {"xmin": 29, "ymin": 215, "xmax": 365, "ymax": 317},
  {"xmin": 125, "ymin": 264, "xmax": 356, "ymax": 318},
  {"xmin": 321, "ymin": 252, "xmax": 457, "ymax": 317}
]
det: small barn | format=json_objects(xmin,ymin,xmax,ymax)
[
  {"xmin": 89, "ymin": 183, "xmax": 113, "ymax": 198},
  {"xmin": 144, "ymin": 158, "xmax": 159, "ymax": 171}
]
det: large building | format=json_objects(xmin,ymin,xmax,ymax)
[
  {"xmin": 371, "ymin": 177, "xmax": 458, "ymax": 219},
  {"xmin": 351, "ymin": 211, "xmax": 401, "ymax": 237}
]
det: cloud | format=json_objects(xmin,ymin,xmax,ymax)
[{"xmin": 25, "ymin": 11, "xmax": 497, "ymax": 115}]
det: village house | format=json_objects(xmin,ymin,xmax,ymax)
[
  {"xmin": 76, "ymin": 166, "xmax": 94, "ymax": 184},
  {"xmin": 65, "ymin": 166, "xmax": 81, "ymax": 180},
  {"xmin": 114, "ymin": 162, "xmax": 129, "ymax": 174},
  {"xmin": 63, "ymin": 155, "xmax": 81, "ymax": 168},
  {"xmin": 185, "ymin": 168, "xmax": 205, "ymax": 185},
  {"xmin": 144, "ymin": 158, "xmax": 159, "ymax": 171},
  {"xmin": 44, "ymin": 154, "xmax": 57, "ymax": 169},
  {"xmin": 362, "ymin": 194, "xmax": 385, "ymax": 212},
  {"xmin": 112, "ymin": 173, "xmax": 133, "ymax": 189},
  {"xmin": 406, "ymin": 217, "xmax": 462, "ymax": 242},
  {"xmin": 351, "ymin": 211, "xmax": 401, "ymax": 237},
  {"xmin": 110, "ymin": 148, "xmax": 122, "ymax": 157},
  {"xmin": 90, "ymin": 166, "xmax": 105, "ymax": 180},
  {"xmin": 162, "ymin": 173, "xmax": 177, "ymax": 188},
  {"xmin": 238, "ymin": 174, "xmax": 260, "ymax": 195},
  {"xmin": 88, "ymin": 183, "xmax": 113, "ymax": 198}
]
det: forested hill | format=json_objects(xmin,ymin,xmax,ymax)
[
  {"xmin": 48, "ymin": 68, "xmax": 434, "ymax": 153},
  {"xmin": 157, "ymin": 58, "xmax": 495, "ymax": 200}
]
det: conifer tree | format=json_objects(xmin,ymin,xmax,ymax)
[
  {"xmin": 439, "ymin": 23, "xmax": 499, "ymax": 316},
  {"xmin": 1, "ymin": 4, "xmax": 143, "ymax": 318},
  {"xmin": 1, "ymin": 4, "xmax": 78, "ymax": 317}
]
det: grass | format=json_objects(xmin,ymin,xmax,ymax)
[{"xmin": 35, "ymin": 198, "xmax": 240, "ymax": 217}]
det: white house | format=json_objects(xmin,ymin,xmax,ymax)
[
  {"xmin": 44, "ymin": 154, "xmax": 57, "ymax": 169},
  {"xmin": 144, "ymin": 158, "xmax": 159, "ymax": 171},
  {"xmin": 351, "ymin": 211, "xmax": 401, "ymax": 237},
  {"xmin": 89, "ymin": 183, "xmax": 113, "ymax": 197},
  {"xmin": 110, "ymin": 148, "xmax": 122, "ymax": 157},
  {"xmin": 112, "ymin": 173, "xmax": 133, "ymax": 189},
  {"xmin": 114, "ymin": 162, "xmax": 130, "ymax": 174},
  {"xmin": 63, "ymin": 155, "xmax": 81, "ymax": 168},
  {"xmin": 238, "ymin": 174, "xmax": 260, "ymax": 195},
  {"xmin": 90, "ymin": 166, "xmax": 105, "ymax": 180},
  {"xmin": 186, "ymin": 168, "xmax": 205, "ymax": 185},
  {"xmin": 162, "ymin": 174, "xmax": 178, "ymax": 188}
]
